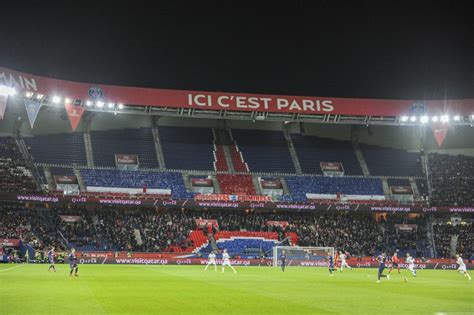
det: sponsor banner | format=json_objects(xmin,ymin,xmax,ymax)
[
  {"xmin": 261, "ymin": 179, "xmax": 283, "ymax": 189},
  {"xmin": 71, "ymin": 255, "xmax": 473, "ymax": 269},
  {"xmin": 1, "ymin": 239, "xmax": 21, "ymax": 247},
  {"xmin": 194, "ymin": 194, "xmax": 272, "ymax": 202},
  {"xmin": 1, "ymin": 66, "xmax": 473, "ymax": 116},
  {"xmin": 4, "ymin": 192, "xmax": 474, "ymax": 213},
  {"xmin": 320, "ymin": 162, "xmax": 343, "ymax": 172},
  {"xmin": 0, "ymin": 93, "xmax": 7, "ymax": 119},
  {"xmin": 394, "ymin": 224, "xmax": 417, "ymax": 231},
  {"xmin": 390, "ymin": 186, "xmax": 413, "ymax": 194},
  {"xmin": 191, "ymin": 178, "xmax": 213, "ymax": 187},
  {"xmin": 266, "ymin": 221, "xmax": 289, "ymax": 228},
  {"xmin": 195, "ymin": 219, "xmax": 219, "ymax": 229},
  {"xmin": 59, "ymin": 215, "xmax": 82, "ymax": 223},
  {"xmin": 64, "ymin": 103, "xmax": 85, "ymax": 131},
  {"xmin": 54, "ymin": 175, "xmax": 78, "ymax": 185},
  {"xmin": 115, "ymin": 154, "xmax": 139, "ymax": 165},
  {"xmin": 24, "ymin": 99, "xmax": 42, "ymax": 128}
]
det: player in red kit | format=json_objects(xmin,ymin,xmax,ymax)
[{"xmin": 388, "ymin": 252, "xmax": 400, "ymax": 274}]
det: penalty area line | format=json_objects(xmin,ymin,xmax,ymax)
[{"xmin": 0, "ymin": 264, "xmax": 26, "ymax": 273}]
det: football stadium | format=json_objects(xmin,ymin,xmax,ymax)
[{"xmin": 0, "ymin": 3, "xmax": 473, "ymax": 315}]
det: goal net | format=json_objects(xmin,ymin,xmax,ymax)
[{"xmin": 272, "ymin": 246, "xmax": 334, "ymax": 267}]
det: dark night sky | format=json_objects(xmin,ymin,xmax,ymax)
[{"xmin": 0, "ymin": 1, "xmax": 473, "ymax": 99}]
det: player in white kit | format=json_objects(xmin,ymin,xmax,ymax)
[
  {"xmin": 338, "ymin": 251, "xmax": 352, "ymax": 272},
  {"xmin": 221, "ymin": 249, "xmax": 237, "ymax": 274},
  {"xmin": 204, "ymin": 251, "xmax": 217, "ymax": 271},
  {"xmin": 456, "ymin": 254, "xmax": 472, "ymax": 281},
  {"xmin": 405, "ymin": 253, "xmax": 417, "ymax": 277}
]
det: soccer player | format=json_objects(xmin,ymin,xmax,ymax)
[
  {"xmin": 280, "ymin": 250, "xmax": 286, "ymax": 272},
  {"xmin": 405, "ymin": 253, "xmax": 416, "ymax": 277},
  {"xmin": 327, "ymin": 253, "xmax": 336, "ymax": 276},
  {"xmin": 376, "ymin": 252, "xmax": 390, "ymax": 283},
  {"xmin": 204, "ymin": 251, "xmax": 217, "ymax": 271},
  {"xmin": 456, "ymin": 254, "xmax": 472, "ymax": 281},
  {"xmin": 68, "ymin": 248, "xmax": 79, "ymax": 277},
  {"xmin": 221, "ymin": 249, "xmax": 237, "ymax": 274},
  {"xmin": 388, "ymin": 252, "xmax": 400, "ymax": 274},
  {"xmin": 47, "ymin": 247, "xmax": 56, "ymax": 272},
  {"xmin": 338, "ymin": 251, "xmax": 352, "ymax": 272}
]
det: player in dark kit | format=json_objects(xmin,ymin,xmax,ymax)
[
  {"xmin": 376, "ymin": 252, "xmax": 390, "ymax": 283},
  {"xmin": 327, "ymin": 254, "xmax": 336, "ymax": 276},
  {"xmin": 47, "ymin": 247, "xmax": 56, "ymax": 272},
  {"xmin": 280, "ymin": 250, "xmax": 286, "ymax": 272},
  {"xmin": 68, "ymin": 248, "xmax": 79, "ymax": 276}
]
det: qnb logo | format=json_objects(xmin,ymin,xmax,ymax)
[
  {"xmin": 88, "ymin": 86, "xmax": 104, "ymax": 99},
  {"xmin": 411, "ymin": 102, "xmax": 425, "ymax": 114}
]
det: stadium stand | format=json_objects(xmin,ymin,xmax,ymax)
[
  {"xmin": 360, "ymin": 144, "xmax": 423, "ymax": 177},
  {"xmin": 0, "ymin": 137, "xmax": 36, "ymax": 192},
  {"xmin": 159, "ymin": 126, "xmax": 215, "ymax": 171},
  {"xmin": 216, "ymin": 174, "xmax": 256, "ymax": 195},
  {"xmin": 283, "ymin": 176, "xmax": 384, "ymax": 202},
  {"xmin": 291, "ymin": 134, "xmax": 363, "ymax": 175},
  {"xmin": 429, "ymin": 153, "xmax": 474, "ymax": 206},
  {"xmin": 90, "ymin": 128, "xmax": 159, "ymax": 168},
  {"xmin": 25, "ymin": 133, "xmax": 87, "ymax": 166},
  {"xmin": 49, "ymin": 167, "xmax": 75, "ymax": 176},
  {"xmin": 230, "ymin": 129, "xmax": 295, "ymax": 173},
  {"xmin": 80, "ymin": 169, "xmax": 190, "ymax": 198},
  {"xmin": 386, "ymin": 178, "xmax": 411, "ymax": 186}
]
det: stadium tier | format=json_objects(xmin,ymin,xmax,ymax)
[
  {"xmin": 90, "ymin": 128, "xmax": 159, "ymax": 168},
  {"xmin": 0, "ymin": 137, "xmax": 36, "ymax": 192},
  {"xmin": 25, "ymin": 133, "xmax": 87, "ymax": 166},
  {"xmin": 216, "ymin": 174, "xmax": 256, "ymax": 195},
  {"xmin": 291, "ymin": 134, "xmax": 363, "ymax": 175},
  {"xmin": 386, "ymin": 178, "xmax": 411, "ymax": 186},
  {"xmin": 360, "ymin": 144, "xmax": 423, "ymax": 177},
  {"xmin": 283, "ymin": 176, "xmax": 384, "ymax": 202},
  {"xmin": 230, "ymin": 129, "xmax": 295, "ymax": 173},
  {"xmin": 80, "ymin": 169, "xmax": 190, "ymax": 198},
  {"xmin": 428, "ymin": 153, "xmax": 474, "ymax": 206},
  {"xmin": 159, "ymin": 126, "xmax": 215, "ymax": 170}
]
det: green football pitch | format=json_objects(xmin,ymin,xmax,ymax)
[{"xmin": 0, "ymin": 264, "xmax": 472, "ymax": 314}]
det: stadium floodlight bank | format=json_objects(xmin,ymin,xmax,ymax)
[{"xmin": 272, "ymin": 246, "xmax": 334, "ymax": 267}]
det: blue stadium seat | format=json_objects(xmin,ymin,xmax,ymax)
[
  {"xmin": 230, "ymin": 129, "xmax": 295, "ymax": 173},
  {"xmin": 80, "ymin": 169, "xmax": 190, "ymax": 198},
  {"xmin": 360, "ymin": 144, "xmax": 422, "ymax": 177},
  {"xmin": 25, "ymin": 133, "xmax": 87, "ymax": 166},
  {"xmin": 291, "ymin": 134, "xmax": 363, "ymax": 175},
  {"xmin": 159, "ymin": 126, "xmax": 215, "ymax": 170},
  {"xmin": 90, "ymin": 128, "xmax": 159, "ymax": 168}
]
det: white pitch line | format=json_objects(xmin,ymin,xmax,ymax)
[{"xmin": 0, "ymin": 264, "xmax": 25, "ymax": 273}]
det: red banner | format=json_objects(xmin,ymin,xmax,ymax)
[
  {"xmin": 0, "ymin": 93, "xmax": 7, "ymax": 120},
  {"xmin": 59, "ymin": 215, "xmax": 82, "ymax": 223},
  {"xmin": 320, "ymin": 162, "xmax": 344, "ymax": 172},
  {"xmin": 191, "ymin": 178, "xmax": 213, "ymax": 187},
  {"xmin": 54, "ymin": 175, "xmax": 78, "ymax": 184},
  {"xmin": 261, "ymin": 180, "xmax": 283, "ymax": 189},
  {"xmin": 266, "ymin": 221, "xmax": 289, "ymax": 228},
  {"xmin": 194, "ymin": 194, "xmax": 272, "ymax": 202},
  {"xmin": 64, "ymin": 103, "xmax": 85, "ymax": 131},
  {"xmin": 195, "ymin": 219, "xmax": 219, "ymax": 229},
  {"xmin": 115, "ymin": 154, "xmax": 139, "ymax": 165},
  {"xmin": 1, "ymin": 66, "xmax": 473, "ymax": 116},
  {"xmin": 1, "ymin": 239, "xmax": 21, "ymax": 247},
  {"xmin": 390, "ymin": 186, "xmax": 413, "ymax": 194},
  {"xmin": 432, "ymin": 122, "xmax": 448, "ymax": 147}
]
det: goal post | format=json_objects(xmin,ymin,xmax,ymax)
[{"xmin": 272, "ymin": 246, "xmax": 334, "ymax": 267}]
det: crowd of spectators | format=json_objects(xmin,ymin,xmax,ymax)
[
  {"xmin": 0, "ymin": 205, "xmax": 435, "ymax": 257},
  {"xmin": 433, "ymin": 221, "xmax": 473, "ymax": 259},
  {"xmin": 429, "ymin": 153, "xmax": 474, "ymax": 206},
  {"xmin": 0, "ymin": 137, "xmax": 36, "ymax": 192}
]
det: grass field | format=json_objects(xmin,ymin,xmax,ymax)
[{"xmin": 0, "ymin": 264, "xmax": 472, "ymax": 314}]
